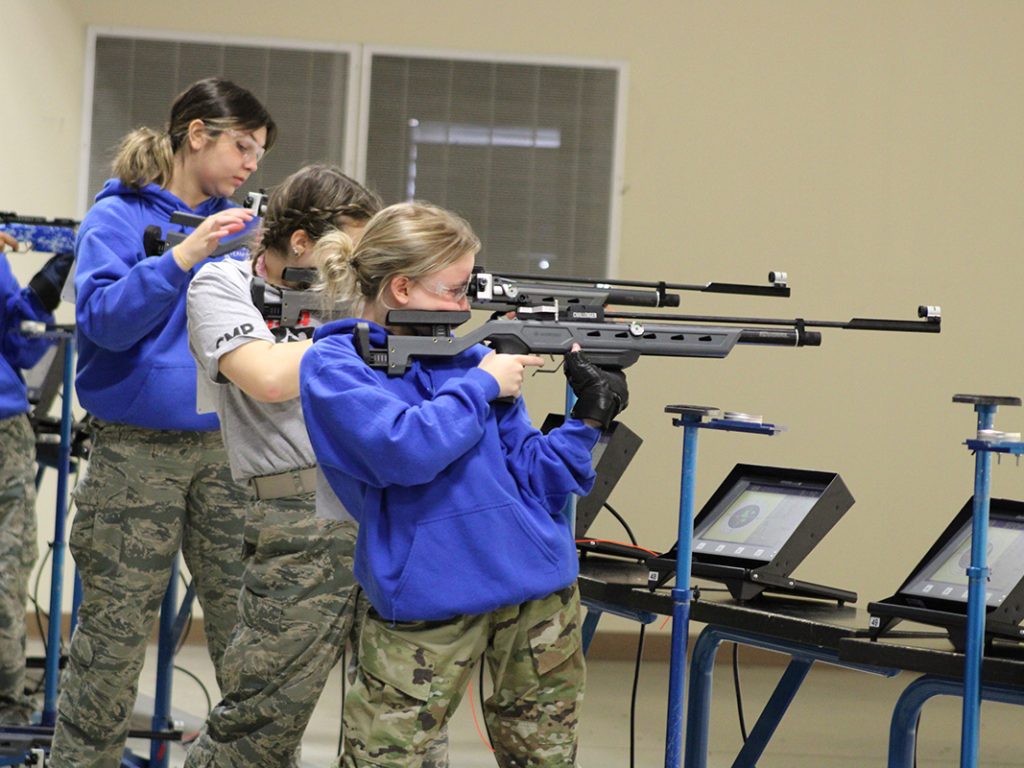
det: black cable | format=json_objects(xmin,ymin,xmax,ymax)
[
  {"xmin": 29, "ymin": 464, "xmax": 82, "ymax": 665},
  {"xmin": 601, "ymin": 498, "xmax": 645, "ymax": 766},
  {"xmin": 628, "ymin": 623, "xmax": 646, "ymax": 768},
  {"xmin": 174, "ymin": 571, "xmax": 194, "ymax": 654},
  {"xmin": 913, "ymin": 712, "xmax": 920, "ymax": 768},
  {"xmin": 732, "ymin": 642, "xmax": 748, "ymax": 742},
  {"xmin": 173, "ymin": 664, "xmax": 212, "ymax": 717},
  {"xmin": 603, "ymin": 502, "xmax": 637, "ymax": 546},
  {"xmin": 30, "ymin": 544, "xmax": 53, "ymax": 656},
  {"xmin": 337, "ymin": 647, "xmax": 347, "ymax": 757}
]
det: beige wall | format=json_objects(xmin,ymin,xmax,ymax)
[{"xmin": 5, "ymin": 0, "xmax": 1024, "ymax": 630}]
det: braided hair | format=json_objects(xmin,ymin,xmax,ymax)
[{"xmin": 253, "ymin": 165, "xmax": 383, "ymax": 263}]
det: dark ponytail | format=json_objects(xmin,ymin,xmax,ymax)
[{"xmin": 112, "ymin": 77, "xmax": 277, "ymax": 188}]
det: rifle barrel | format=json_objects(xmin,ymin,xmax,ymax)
[{"xmin": 606, "ymin": 311, "xmax": 940, "ymax": 333}]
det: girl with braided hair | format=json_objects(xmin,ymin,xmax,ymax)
[{"xmin": 184, "ymin": 165, "xmax": 448, "ymax": 767}]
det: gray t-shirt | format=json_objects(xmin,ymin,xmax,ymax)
[
  {"xmin": 187, "ymin": 257, "xmax": 319, "ymax": 481},
  {"xmin": 187, "ymin": 258, "xmax": 352, "ymax": 522}
]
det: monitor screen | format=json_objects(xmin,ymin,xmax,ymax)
[
  {"xmin": 692, "ymin": 479, "xmax": 822, "ymax": 564},
  {"xmin": 898, "ymin": 515, "xmax": 1024, "ymax": 608}
]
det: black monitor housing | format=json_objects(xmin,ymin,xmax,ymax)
[
  {"xmin": 540, "ymin": 414, "xmax": 643, "ymax": 539},
  {"xmin": 868, "ymin": 496, "xmax": 1024, "ymax": 651},
  {"xmin": 648, "ymin": 464, "xmax": 857, "ymax": 604}
]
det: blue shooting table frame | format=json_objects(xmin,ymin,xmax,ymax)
[
  {"xmin": 953, "ymin": 394, "xmax": 1024, "ymax": 768},
  {"xmin": 838, "ymin": 633, "xmax": 1024, "ymax": 768},
  {"xmin": 662, "ymin": 405, "xmax": 782, "ymax": 767},
  {"xmin": 0, "ymin": 325, "xmax": 195, "ymax": 768},
  {"xmin": 579, "ymin": 573, "xmax": 900, "ymax": 767},
  {"xmin": 580, "ymin": 404, "xmax": 800, "ymax": 767}
]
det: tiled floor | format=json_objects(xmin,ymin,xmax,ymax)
[{"xmin": 66, "ymin": 638, "xmax": 1020, "ymax": 767}]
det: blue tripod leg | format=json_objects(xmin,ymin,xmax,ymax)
[{"xmin": 665, "ymin": 416, "xmax": 700, "ymax": 767}]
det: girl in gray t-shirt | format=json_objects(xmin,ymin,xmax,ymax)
[{"xmin": 184, "ymin": 165, "xmax": 411, "ymax": 766}]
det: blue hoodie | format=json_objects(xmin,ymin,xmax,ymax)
[
  {"xmin": 301, "ymin": 318, "xmax": 600, "ymax": 622},
  {"xmin": 74, "ymin": 180, "xmax": 253, "ymax": 430},
  {"xmin": 1, "ymin": 254, "xmax": 54, "ymax": 419}
]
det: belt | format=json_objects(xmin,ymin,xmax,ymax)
[{"xmin": 250, "ymin": 466, "xmax": 318, "ymax": 500}]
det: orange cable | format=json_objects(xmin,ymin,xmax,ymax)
[
  {"xmin": 576, "ymin": 538, "xmax": 661, "ymax": 557},
  {"xmin": 467, "ymin": 682, "xmax": 495, "ymax": 752}
]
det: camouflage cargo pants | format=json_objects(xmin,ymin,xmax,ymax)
[
  {"xmin": 49, "ymin": 421, "xmax": 248, "ymax": 768},
  {"xmin": 184, "ymin": 494, "xmax": 449, "ymax": 768},
  {"xmin": 342, "ymin": 584, "xmax": 585, "ymax": 768},
  {"xmin": 184, "ymin": 493, "xmax": 356, "ymax": 767},
  {"xmin": 0, "ymin": 414, "xmax": 38, "ymax": 724}
]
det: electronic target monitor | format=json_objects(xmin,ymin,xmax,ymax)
[
  {"xmin": 869, "ymin": 497, "xmax": 1024, "ymax": 649},
  {"xmin": 650, "ymin": 464, "xmax": 856, "ymax": 603},
  {"xmin": 692, "ymin": 477, "xmax": 822, "ymax": 564}
]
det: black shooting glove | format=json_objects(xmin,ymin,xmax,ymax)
[
  {"xmin": 564, "ymin": 349, "xmax": 629, "ymax": 429},
  {"xmin": 28, "ymin": 252, "xmax": 74, "ymax": 312}
]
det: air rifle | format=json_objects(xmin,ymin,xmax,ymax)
[
  {"xmin": 471, "ymin": 268, "xmax": 791, "ymax": 314},
  {"xmin": 354, "ymin": 270, "xmax": 941, "ymax": 374},
  {"xmin": 250, "ymin": 267, "xmax": 332, "ymax": 329},
  {"xmin": 0, "ymin": 212, "xmax": 78, "ymax": 254},
  {"xmin": 142, "ymin": 190, "xmax": 268, "ymax": 260}
]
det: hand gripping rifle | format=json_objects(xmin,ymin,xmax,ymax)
[
  {"xmin": 142, "ymin": 190, "xmax": 269, "ymax": 260},
  {"xmin": 353, "ymin": 269, "xmax": 941, "ymax": 375}
]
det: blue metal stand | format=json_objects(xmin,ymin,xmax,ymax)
[
  {"xmin": 889, "ymin": 674, "xmax": 1024, "ymax": 768},
  {"xmin": 6, "ymin": 324, "xmax": 195, "ymax": 767},
  {"xmin": 953, "ymin": 394, "xmax": 1024, "ymax": 768},
  {"xmin": 42, "ymin": 333, "xmax": 76, "ymax": 727},
  {"xmin": 663, "ymin": 406, "xmax": 780, "ymax": 768},
  {"xmin": 0, "ymin": 327, "xmax": 80, "ymax": 765},
  {"xmin": 686, "ymin": 624, "xmax": 896, "ymax": 768}
]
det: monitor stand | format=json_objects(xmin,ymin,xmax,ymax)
[{"xmin": 692, "ymin": 562, "xmax": 857, "ymax": 605}]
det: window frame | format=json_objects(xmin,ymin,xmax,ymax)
[
  {"xmin": 78, "ymin": 26, "xmax": 362, "ymax": 217},
  {"xmin": 79, "ymin": 31, "xmax": 628, "ymax": 277},
  {"xmin": 357, "ymin": 44, "xmax": 628, "ymax": 277}
]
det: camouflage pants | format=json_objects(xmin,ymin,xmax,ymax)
[
  {"xmin": 184, "ymin": 493, "xmax": 357, "ymax": 767},
  {"xmin": 342, "ymin": 584, "xmax": 586, "ymax": 768},
  {"xmin": 0, "ymin": 414, "xmax": 38, "ymax": 724},
  {"xmin": 49, "ymin": 422, "xmax": 248, "ymax": 768},
  {"xmin": 184, "ymin": 495, "xmax": 450, "ymax": 768}
]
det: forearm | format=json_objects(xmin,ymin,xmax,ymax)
[{"xmin": 218, "ymin": 338, "xmax": 312, "ymax": 402}]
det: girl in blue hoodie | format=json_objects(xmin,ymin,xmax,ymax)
[
  {"xmin": 300, "ymin": 202, "xmax": 628, "ymax": 767},
  {"xmin": 51, "ymin": 78, "xmax": 277, "ymax": 767}
]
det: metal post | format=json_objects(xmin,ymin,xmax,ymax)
[
  {"xmin": 41, "ymin": 336, "xmax": 74, "ymax": 726},
  {"xmin": 149, "ymin": 562, "xmax": 179, "ymax": 768},
  {"xmin": 960, "ymin": 404, "xmax": 995, "ymax": 768},
  {"xmin": 665, "ymin": 415, "xmax": 700, "ymax": 767},
  {"xmin": 564, "ymin": 381, "xmax": 578, "ymax": 532}
]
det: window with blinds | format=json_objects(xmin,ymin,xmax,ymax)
[
  {"xmin": 363, "ymin": 54, "xmax": 621, "ymax": 277},
  {"xmin": 85, "ymin": 36, "xmax": 624, "ymax": 278},
  {"xmin": 86, "ymin": 34, "xmax": 351, "ymax": 206}
]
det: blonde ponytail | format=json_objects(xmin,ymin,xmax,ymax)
[
  {"xmin": 339, "ymin": 202, "xmax": 480, "ymax": 317},
  {"xmin": 111, "ymin": 127, "xmax": 175, "ymax": 188},
  {"xmin": 313, "ymin": 229, "xmax": 361, "ymax": 312}
]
